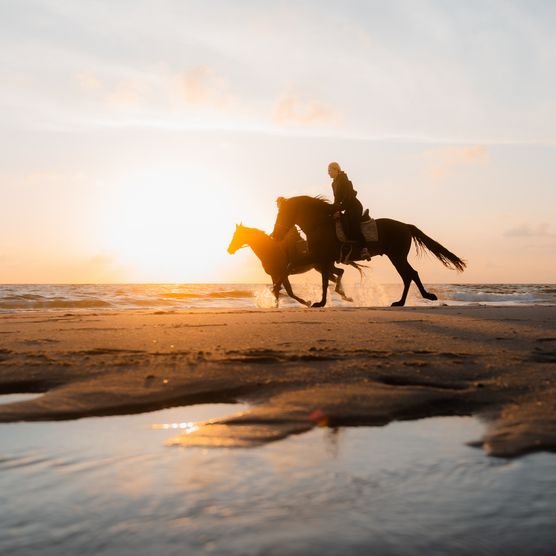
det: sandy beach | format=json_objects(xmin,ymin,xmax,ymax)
[{"xmin": 1, "ymin": 306, "xmax": 555, "ymax": 457}]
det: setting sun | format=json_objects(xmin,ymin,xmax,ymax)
[{"xmin": 98, "ymin": 166, "xmax": 247, "ymax": 282}]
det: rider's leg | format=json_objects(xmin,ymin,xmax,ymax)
[{"xmin": 345, "ymin": 199, "xmax": 370, "ymax": 259}]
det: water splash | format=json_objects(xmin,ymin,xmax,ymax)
[{"xmin": 255, "ymin": 286, "xmax": 279, "ymax": 308}]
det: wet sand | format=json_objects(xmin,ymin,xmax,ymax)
[{"xmin": 0, "ymin": 306, "xmax": 555, "ymax": 457}]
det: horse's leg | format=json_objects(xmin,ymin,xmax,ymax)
[
  {"xmin": 282, "ymin": 276, "xmax": 310, "ymax": 307},
  {"xmin": 271, "ymin": 276, "xmax": 282, "ymax": 307},
  {"xmin": 387, "ymin": 255, "xmax": 413, "ymax": 307},
  {"xmin": 332, "ymin": 266, "xmax": 353, "ymax": 302},
  {"xmin": 386, "ymin": 255, "xmax": 437, "ymax": 306},
  {"xmin": 311, "ymin": 265, "xmax": 329, "ymax": 308},
  {"xmin": 412, "ymin": 270, "xmax": 438, "ymax": 301}
]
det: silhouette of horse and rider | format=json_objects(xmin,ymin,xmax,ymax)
[
  {"xmin": 228, "ymin": 162, "xmax": 466, "ymax": 307},
  {"xmin": 227, "ymin": 223, "xmax": 363, "ymax": 307}
]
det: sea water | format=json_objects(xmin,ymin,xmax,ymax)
[
  {"xmin": 1, "ymin": 406, "xmax": 555, "ymax": 555},
  {"xmin": 0, "ymin": 283, "xmax": 554, "ymax": 311}
]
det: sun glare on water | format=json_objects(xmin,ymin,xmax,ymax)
[{"xmin": 101, "ymin": 167, "xmax": 242, "ymax": 282}]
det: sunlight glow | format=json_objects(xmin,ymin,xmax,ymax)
[{"xmin": 100, "ymin": 167, "xmax": 242, "ymax": 281}]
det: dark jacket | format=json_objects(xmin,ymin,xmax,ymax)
[
  {"xmin": 332, "ymin": 171, "xmax": 358, "ymax": 208},
  {"xmin": 332, "ymin": 171, "xmax": 365, "ymax": 244}
]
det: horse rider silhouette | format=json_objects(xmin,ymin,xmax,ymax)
[{"xmin": 328, "ymin": 162, "xmax": 370, "ymax": 260}]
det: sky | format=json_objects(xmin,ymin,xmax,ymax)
[{"xmin": 1, "ymin": 0, "xmax": 555, "ymax": 284}]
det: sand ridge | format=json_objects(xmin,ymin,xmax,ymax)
[{"xmin": 0, "ymin": 306, "xmax": 555, "ymax": 457}]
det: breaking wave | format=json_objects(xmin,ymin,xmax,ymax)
[{"xmin": 0, "ymin": 283, "xmax": 554, "ymax": 311}]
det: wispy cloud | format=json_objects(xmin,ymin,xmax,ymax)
[
  {"xmin": 76, "ymin": 73, "xmax": 144, "ymax": 107},
  {"xmin": 421, "ymin": 145, "xmax": 489, "ymax": 178},
  {"xmin": 272, "ymin": 94, "xmax": 340, "ymax": 127},
  {"xmin": 505, "ymin": 223, "xmax": 555, "ymax": 238},
  {"xmin": 76, "ymin": 72, "xmax": 102, "ymax": 92},
  {"xmin": 178, "ymin": 65, "xmax": 234, "ymax": 109},
  {"xmin": 106, "ymin": 81, "xmax": 144, "ymax": 107},
  {"xmin": 75, "ymin": 65, "xmax": 237, "ymax": 114}
]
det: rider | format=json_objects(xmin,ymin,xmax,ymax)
[{"xmin": 328, "ymin": 162, "xmax": 370, "ymax": 259}]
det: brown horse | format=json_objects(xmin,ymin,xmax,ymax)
[
  {"xmin": 227, "ymin": 224, "xmax": 362, "ymax": 306},
  {"xmin": 272, "ymin": 196, "xmax": 466, "ymax": 307}
]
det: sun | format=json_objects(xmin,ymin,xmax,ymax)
[{"xmin": 100, "ymin": 166, "xmax": 243, "ymax": 282}]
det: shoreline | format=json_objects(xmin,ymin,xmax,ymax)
[{"xmin": 1, "ymin": 306, "xmax": 555, "ymax": 457}]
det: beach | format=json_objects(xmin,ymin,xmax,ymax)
[{"xmin": 1, "ymin": 305, "xmax": 555, "ymax": 457}]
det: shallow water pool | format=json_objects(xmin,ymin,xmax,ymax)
[{"xmin": 1, "ymin": 405, "xmax": 555, "ymax": 556}]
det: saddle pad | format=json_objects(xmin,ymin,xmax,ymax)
[
  {"xmin": 335, "ymin": 218, "xmax": 378, "ymax": 243},
  {"xmin": 361, "ymin": 218, "xmax": 378, "ymax": 242}
]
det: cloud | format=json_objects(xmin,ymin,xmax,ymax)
[
  {"xmin": 421, "ymin": 145, "xmax": 489, "ymax": 178},
  {"xmin": 178, "ymin": 65, "xmax": 234, "ymax": 109},
  {"xmin": 504, "ymin": 223, "xmax": 555, "ymax": 238},
  {"xmin": 75, "ymin": 66, "xmax": 236, "ymax": 113},
  {"xmin": 272, "ymin": 94, "xmax": 341, "ymax": 126},
  {"xmin": 75, "ymin": 72, "xmax": 144, "ymax": 107},
  {"xmin": 76, "ymin": 72, "xmax": 102, "ymax": 92},
  {"xmin": 72, "ymin": 68, "xmax": 347, "ymax": 132},
  {"xmin": 106, "ymin": 80, "xmax": 144, "ymax": 107}
]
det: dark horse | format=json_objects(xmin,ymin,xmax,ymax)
[
  {"xmin": 227, "ymin": 224, "xmax": 362, "ymax": 306},
  {"xmin": 272, "ymin": 196, "xmax": 466, "ymax": 307}
]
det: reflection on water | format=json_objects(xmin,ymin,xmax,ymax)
[
  {"xmin": 1, "ymin": 410, "xmax": 556, "ymax": 556},
  {"xmin": 152, "ymin": 420, "xmax": 200, "ymax": 433}
]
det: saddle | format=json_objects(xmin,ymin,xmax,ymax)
[
  {"xmin": 334, "ymin": 209, "xmax": 378, "ymax": 263},
  {"xmin": 334, "ymin": 209, "xmax": 378, "ymax": 244}
]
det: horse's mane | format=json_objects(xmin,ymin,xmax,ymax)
[
  {"xmin": 238, "ymin": 225, "xmax": 271, "ymax": 239},
  {"xmin": 288, "ymin": 195, "xmax": 334, "ymax": 215}
]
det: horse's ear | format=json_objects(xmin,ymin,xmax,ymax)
[{"xmin": 235, "ymin": 223, "xmax": 239, "ymax": 229}]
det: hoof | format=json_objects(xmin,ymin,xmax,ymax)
[
  {"xmin": 311, "ymin": 301, "xmax": 326, "ymax": 308},
  {"xmin": 390, "ymin": 301, "xmax": 404, "ymax": 307},
  {"xmin": 425, "ymin": 293, "xmax": 438, "ymax": 301},
  {"xmin": 343, "ymin": 296, "xmax": 354, "ymax": 303}
]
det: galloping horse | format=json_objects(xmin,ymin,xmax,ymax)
[
  {"xmin": 227, "ymin": 224, "xmax": 362, "ymax": 306},
  {"xmin": 272, "ymin": 196, "xmax": 466, "ymax": 307}
]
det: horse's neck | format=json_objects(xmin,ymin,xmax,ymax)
[
  {"xmin": 293, "ymin": 204, "xmax": 337, "ymax": 256},
  {"xmin": 296, "ymin": 211, "xmax": 330, "ymax": 237},
  {"xmin": 245, "ymin": 229, "xmax": 276, "ymax": 261}
]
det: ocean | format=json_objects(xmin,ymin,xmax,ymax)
[{"xmin": 0, "ymin": 282, "xmax": 555, "ymax": 311}]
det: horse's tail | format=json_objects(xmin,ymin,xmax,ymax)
[{"xmin": 408, "ymin": 225, "xmax": 466, "ymax": 272}]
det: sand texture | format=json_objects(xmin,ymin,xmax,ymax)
[{"xmin": 0, "ymin": 306, "xmax": 555, "ymax": 457}]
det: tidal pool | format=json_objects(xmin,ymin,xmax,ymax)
[{"xmin": 1, "ymin": 405, "xmax": 555, "ymax": 556}]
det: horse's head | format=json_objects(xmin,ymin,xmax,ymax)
[
  {"xmin": 273, "ymin": 195, "xmax": 332, "ymax": 240},
  {"xmin": 227, "ymin": 223, "xmax": 248, "ymax": 254},
  {"xmin": 272, "ymin": 197, "xmax": 296, "ymax": 241}
]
